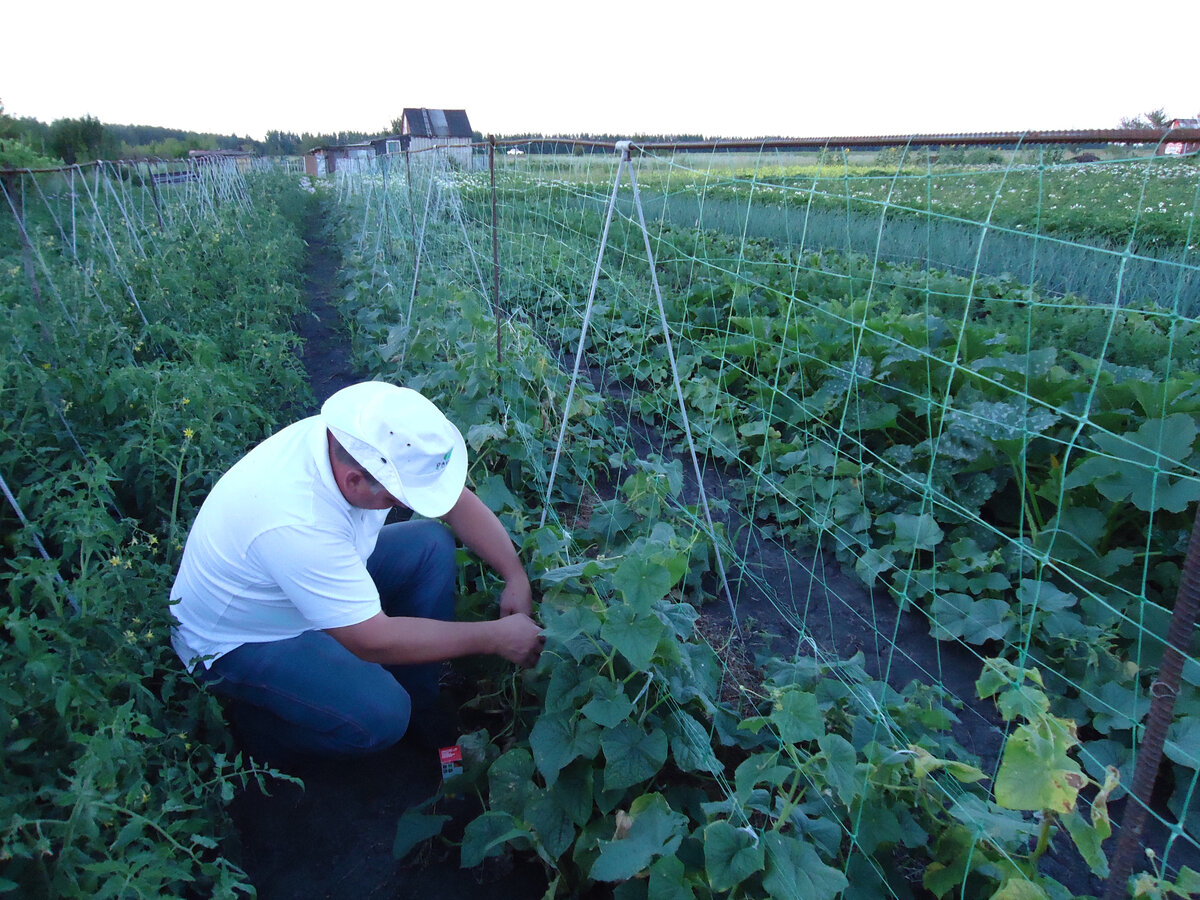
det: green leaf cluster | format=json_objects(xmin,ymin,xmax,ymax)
[{"xmin": 1, "ymin": 165, "xmax": 312, "ymax": 895}]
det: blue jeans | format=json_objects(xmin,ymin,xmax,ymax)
[{"xmin": 197, "ymin": 520, "xmax": 457, "ymax": 761}]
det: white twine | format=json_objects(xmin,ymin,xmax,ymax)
[{"xmin": 540, "ymin": 144, "xmax": 741, "ymax": 632}]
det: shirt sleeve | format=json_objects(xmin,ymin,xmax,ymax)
[{"xmin": 247, "ymin": 524, "xmax": 382, "ymax": 629}]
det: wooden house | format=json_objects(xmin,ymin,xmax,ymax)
[
  {"xmin": 396, "ymin": 108, "xmax": 475, "ymax": 168},
  {"xmin": 369, "ymin": 135, "xmax": 408, "ymax": 157},
  {"xmin": 304, "ymin": 142, "xmax": 375, "ymax": 176}
]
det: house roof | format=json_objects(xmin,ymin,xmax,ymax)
[
  {"xmin": 308, "ymin": 142, "xmax": 373, "ymax": 155},
  {"xmin": 402, "ymin": 108, "xmax": 473, "ymax": 139}
]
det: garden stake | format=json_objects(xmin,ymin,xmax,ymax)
[
  {"xmin": 27, "ymin": 164, "xmax": 122, "ymax": 330},
  {"xmin": 0, "ymin": 469, "xmax": 78, "ymax": 614},
  {"xmin": 70, "ymin": 167, "xmax": 77, "ymax": 257},
  {"xmin": 146, "ymin": 162, "xmax": 164, "ymax": 230},
  {"xmin": 2, "ymin": 171, "xmax": 51, "ymax": 342},
  {"xmin": 381, "ymin": 152, "xmax": 393, "ymax": 264},
  {"xmin": 78, "ymin": 161, "xmax": 154, "ymax": 332},
  {"xmin": 490, "ymin": 136, "xmax": 502, "ymax": 367},
  {"xmin": 447, "ymin": 173, "xmax": 493, "ymax": 326},
  {"xmin": 398, "ymin": 151, "xmax": 437, "ymax": 371},
  {"xmin": 540, "ymin": 146, "xmax": 623, "ymax": 531},
  {"xmin": 404, "ymin": 149, "xmax": 417, "ymax": 252},
  {"xmin": 541, "ymin": 142, "xmax": 742, "ymax": 634},
  {"xmin": 623, "ymin": 142, "xmax": 740, "ymax": 635},
  {"xmin": 1103, "ymin": 504, "xmax": 1200, "ymax": 900}
]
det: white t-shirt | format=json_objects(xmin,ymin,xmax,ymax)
[{"xmin": 170, "ymin": 416, "xmax": 388, "ymax": 669}]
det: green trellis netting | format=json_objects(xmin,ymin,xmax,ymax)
[
  {"xmin": 4, "ymin": 137, "xmax": 1200, "ymax": 896},
  {"xmin": 329, "ymin": 139, "xmax": 1200, "ymax": 890}
]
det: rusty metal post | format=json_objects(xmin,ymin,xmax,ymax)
[
  {"xmin": 489, "ymin": 136, "xmax": 502, "ymax": 367},
  {"xmin": 1103, "ymin": 507, "xmax": 1200, "ymax": 900}
]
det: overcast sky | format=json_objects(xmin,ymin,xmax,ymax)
[{"xmin": 4, "ymin": 0, "xmax": 1197, "ymax": 140}]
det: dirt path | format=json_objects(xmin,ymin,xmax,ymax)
[{"xmin": 292, "ymin": 203, "xmax": 359, "ymax": 406}]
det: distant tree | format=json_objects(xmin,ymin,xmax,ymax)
[
  {"xmin": 0, "ymin": 107, "xmax": 62, "ymax": 170},
  {"xmin": 0, "ymin": 100, "xmax": 50, "ymax": 154},
  {"xmin": 1121, "ymin": 108, "xmax": 1172, "ymax": 129},
  {"xmin": 389, "ymin": 116, "xmax": 404, "ymax": 134},
  {"xmin": 263, "ymin": 130, "xmax": 303, "ymax": 156},
  {"xmin": 49, "ymin": 115, "xmax": 105, "ymax": 164}
]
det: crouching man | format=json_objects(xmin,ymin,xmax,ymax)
[{"xmin": 168, "ymin": 381, "xmax": 544, "ymax": 763}]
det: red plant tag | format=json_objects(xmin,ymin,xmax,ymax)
[{"xmin": 439, "ymin": 745, "xmax": 463, "ymax": 779}]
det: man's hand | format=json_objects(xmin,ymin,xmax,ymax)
[
  {"xmin": 499, "ymin": 572, "xmax": 534, "ymax": 618},
  {"xmin": 494, "ymin": 613, "xmax": 545, "ymax": 667}
]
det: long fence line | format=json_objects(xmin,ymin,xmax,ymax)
[
  {"xmin": 485, "ymin": 126, "xmax": 1200, "ymax": 152},
  {"xmin": 324, "ymin": 136, "xmax": 1200, "ymax": 892}
]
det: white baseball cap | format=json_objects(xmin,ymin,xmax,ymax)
[{"xmin": 320, "ymin": 382, "xmax": 468, "ymax": 518}]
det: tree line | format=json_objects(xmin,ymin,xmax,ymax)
[
  {"xmin": 3, "ymin": 104, "xmax": 1193, "ymax": 170},
  {"xmin": 0, "ymin": 105, "xmax": 257, "ymax": 168},
  {"xmin": 0, "ymin": 104, "xmax": 387, "ymax": 167}
]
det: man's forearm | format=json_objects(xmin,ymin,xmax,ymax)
[
  {"xmin": 326, "ymin": 611, "xmax": 543, "ymax": 668},
  {"xmin": 441, "ymin": 488, "xmax": 525, "ymax": 581},
  {"xmin": 326, "ymin": 614, "xmax": 493, "ymax": 665}
]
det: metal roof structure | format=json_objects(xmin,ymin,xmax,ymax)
[{"xmin": 401, "ymin": 108, "xmax": 473, "ymax": 139}]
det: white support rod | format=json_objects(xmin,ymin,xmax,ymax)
[
  {"xmin": 70, "ymin": 168, "xmax": 77, "ymax": 258},
  {"xmin": 79, "ymin": 164, "xmax": 153, "ymax": 332},
  {"xmin": 398, "ymin": 157, "xmax": 438, "ymax": 371},
  {"xmin": 540, "ymin": 151, "xmax": 627, "ymax": 528},
  {"xmin": 0, "ymin": 173, "xmax": 80, "ymax": 334},
  {"xmin": 103, "ymin": 163, "xmax": 163, "ymax": 294},
  {"xmin": 369, "ymin": 163, "xmax": 388, "ymax": 287},
  {"xmin": 452, "ymin": 189, "xmax": 494, "ymax": 314},
  {"xmin": 625, "ymin": 147, "xmax": 742, "ymax": 633},
  {"xmin": 0, "ymin": 469, "xmax": 78, "ymax": 615}
]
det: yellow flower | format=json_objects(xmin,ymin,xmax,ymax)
[
  {"xmin": 181, "ymin": 397, "xmax": 190, "ymax": 406},
  {"xmin": 109, "ymin": 556, "xmax": 122, "ymax": 566},
  {"xmin": 183, "ymin": 428, "xmax": 196, "ymax": 441}
]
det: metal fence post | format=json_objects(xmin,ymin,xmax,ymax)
[{"xmin": 1103, "ymin": 506, "xmax": 1200, "ymax": 899}]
